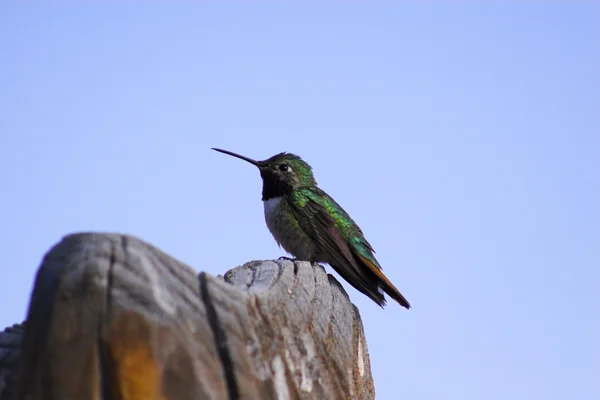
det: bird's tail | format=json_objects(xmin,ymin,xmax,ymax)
[{"xmin": 356, "ymin": 254, "xmax": 411, "ymax": 309}]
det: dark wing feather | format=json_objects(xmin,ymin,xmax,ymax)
[{"xmin": 288, "ymin": 188, "xmax": 391, "ymax": 306}]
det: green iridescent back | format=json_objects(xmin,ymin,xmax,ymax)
[{"xmin": 289, "ymin": 187, "xmax": 381, "ymax": 269}]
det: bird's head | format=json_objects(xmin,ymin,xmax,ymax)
[{"xmin": 212, "ymin": 148, "xmax": 316, "ymax": 200}]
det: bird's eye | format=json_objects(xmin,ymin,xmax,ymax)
[{"xmin": 278, "ymin": 164, "xmax": 290, "ymax": 172}]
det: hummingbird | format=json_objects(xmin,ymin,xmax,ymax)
[{"xmin": 212, "ymin": 148, "xmax": 411, "ymax": 309}]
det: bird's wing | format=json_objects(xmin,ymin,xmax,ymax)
[
  {"xmin": 289, "ymin": 187, "xmax": 411, "ymax": 309},
  {"xmin": 288, "ymin": 187, "xmax": 384, "ymax": 299}
]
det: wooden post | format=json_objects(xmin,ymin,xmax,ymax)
[{"xmin": 0, "ymin": 233, "xmax": 374, "ymax": 400}]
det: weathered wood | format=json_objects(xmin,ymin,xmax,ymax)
[
  {"xmin": 3, "ymin": 233, "xmax": 374, "ymax": 400},
  {"xmin": 0, "ymin": 323, "xmax": 24, "ymax": 400}
]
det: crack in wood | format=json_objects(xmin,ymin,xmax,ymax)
[
  {"xmin": 249, "ymin": 264, "xmax": 257, "ymax": 288},
  {"xmin": 97, "ymin": 238, "xmax": 118, "ymax": 400},
  {"xmin": 199, "ymin": 272, "xmax": 239, "ymax": 400}
]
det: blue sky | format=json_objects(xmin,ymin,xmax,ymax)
[{"xmin": 1, "ymin": 4, "xmax": 598, "ymax": 399}]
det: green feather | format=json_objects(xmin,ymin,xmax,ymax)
[{"xmin": 290, "ymin": 187, "xmax": 381, "ymax": 269}]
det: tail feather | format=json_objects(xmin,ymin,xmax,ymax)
[
  {"xmin": 328, "ymin": 263, "xmax": 387, "ymax": 307},
  {"xmin": 356, "ymin": 254, "xmax": 411, "ymax": 309}
]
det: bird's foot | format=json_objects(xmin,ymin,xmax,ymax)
[{"xmin": 278, "ymin": 256, "xmax": 298, "ymax": 262}]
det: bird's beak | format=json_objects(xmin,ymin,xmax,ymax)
[{"xmin": 212, "ymin": 148, "xmax": 262, "ymax": 167}]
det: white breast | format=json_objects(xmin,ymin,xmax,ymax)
[
  {"xmin": 263, "ymin": 197, "xmax": 282, "ymax": 226},
  {"xmin": 262, "ymin": 195, "xmax": 314, "ymax": 258}
]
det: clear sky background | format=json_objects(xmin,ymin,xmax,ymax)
[{"xmin": 1, "ymin": 4, "xmax": 598, "ymax": 400}]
